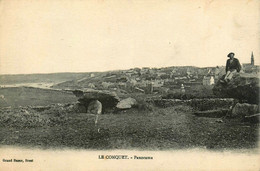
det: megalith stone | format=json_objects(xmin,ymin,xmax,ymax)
[
  {"xmin": 72, "ymin": 89, "xmax": 120, "ymax": 113},
  {"xmin": 116, "ymin": 97, "xmax": 137, "ymax": 109},
  {"xmin": 213, "ymin": 73, "xmax": 260, "ymax": 104}
]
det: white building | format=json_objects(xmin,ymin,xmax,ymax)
[{"xmin": 203, "ymin": 76, "xmax": 215, "ymax": 85}]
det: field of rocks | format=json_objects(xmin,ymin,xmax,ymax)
[
  {"xmin": 0, "ymin": 73, "xmax": 259, "ymax": 150},
  {"xmin": 0, "ymin": 68, "xmax": 259, "ymax": 150},
  {"xmin": 0, "ymin": 101, "xmax": 258, "ymax": 150}
]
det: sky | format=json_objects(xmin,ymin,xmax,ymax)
[{"xmin": 0, "ymin": 0, "xmax": 259, "ymax": 74}]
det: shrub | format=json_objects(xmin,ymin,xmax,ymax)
[
  {"xmin": 162, "ymin": 92, "xmax": 195, "ymax": 100},
  {"xmin": 133, "ymin": 99, "xmax": 154, "ymax": 112}
]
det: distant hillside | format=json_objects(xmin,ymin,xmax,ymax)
[
  {"xmin": 0, "ymin": 65, "xmax": 227, "ymax": 88},
  {"xmin": 51, "ymin": 66, "xmax": 226, "ymax": 90},
  {"xmin": 0, "ymin": 72, "xmax": 90, "ymax": 85}
]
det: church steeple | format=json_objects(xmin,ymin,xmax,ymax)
[{"xmin": 251, "ymin": 51, "xmax": 254, "ymax": 66}]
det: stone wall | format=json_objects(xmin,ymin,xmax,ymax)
[{"xmin": 150, "ymin": 98, "xmax": 235, "ymax": 111}]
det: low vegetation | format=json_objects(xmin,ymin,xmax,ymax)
[
  {"xmin": 0, "ymin": 83, "xmax": 258, "ymax": 150},
  {"xmin": 0, "ymin": 101, "xmax": 258, "ymax": 150}
]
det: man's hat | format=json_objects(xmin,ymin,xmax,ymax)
[{"xmin": 227, "ymin": 52, "xmax": 235, "ymax": 57}]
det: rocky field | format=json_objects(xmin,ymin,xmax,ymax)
[{"xmin": 0, "ymin": 86, "xmax": 259, "ymax": 150}]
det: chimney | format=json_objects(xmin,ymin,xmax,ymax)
[{"xmin": 251, "ymin": 51, "xmax": 254, "ymax": 66}]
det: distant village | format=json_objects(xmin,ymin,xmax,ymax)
[{"xmin": 54, "ymin": 53, "xmax": 259, "ymax": 94}]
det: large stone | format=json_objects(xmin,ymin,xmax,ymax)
[
  {"xmin": 116, "ymin": 97, "xmax": 137, "ymax": 109},
  {"xmin": 213, "ymin": 73, "xmax": 260, "ymax": 104},
  {"xmin": 231, "ymin": 103, "xmax": 259, "ymax": 117},
  {"xmin": 87, "ymin": 100, "xmax": 102, "ymax": 114},
  {"xmin": 72, "ymin": 89, "xmax": 120, "ymax": 112}
]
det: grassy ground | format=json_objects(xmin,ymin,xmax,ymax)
[
  {"xmin": 0, "ymin": 87, "xmax": 258, "ymax": 150},
  {"xmin": 0, "ymin": 87, "xmax": 77, "ymax": 107},
  {"xmin": 0, "ymin": 106, "xmax": 258, "ymax": 150}
]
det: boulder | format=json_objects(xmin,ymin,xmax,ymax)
[
  {"xmin": 72, "ymin": 89, "xmax": 120, "ymax": 112},
  {"xmin": 116, "ymin": 97, "xmax": 137, "ymax": 109},
  {"xmin": 213, "ymin": 73, "xmax": 260, "ymax": 104},
  {"xmin": 231, "ymin": 103, "xmax": 259, "ymax": 117},
  {"xmin": 87, "ymin": 100, "xmax": 102, "ymax": 114}
]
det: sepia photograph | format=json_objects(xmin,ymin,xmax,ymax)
[{"xmin": 0, "ymin": 0, "xmax": 259, "ymax": 170}]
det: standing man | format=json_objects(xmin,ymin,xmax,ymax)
[{"xmin": 221, "ymin": 52, "xmax": 241, "ymax": 83}]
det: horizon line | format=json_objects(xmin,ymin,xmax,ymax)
[{"xmin": 0, "ymin": 65, "xmax": 230, "ymax": 76}]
